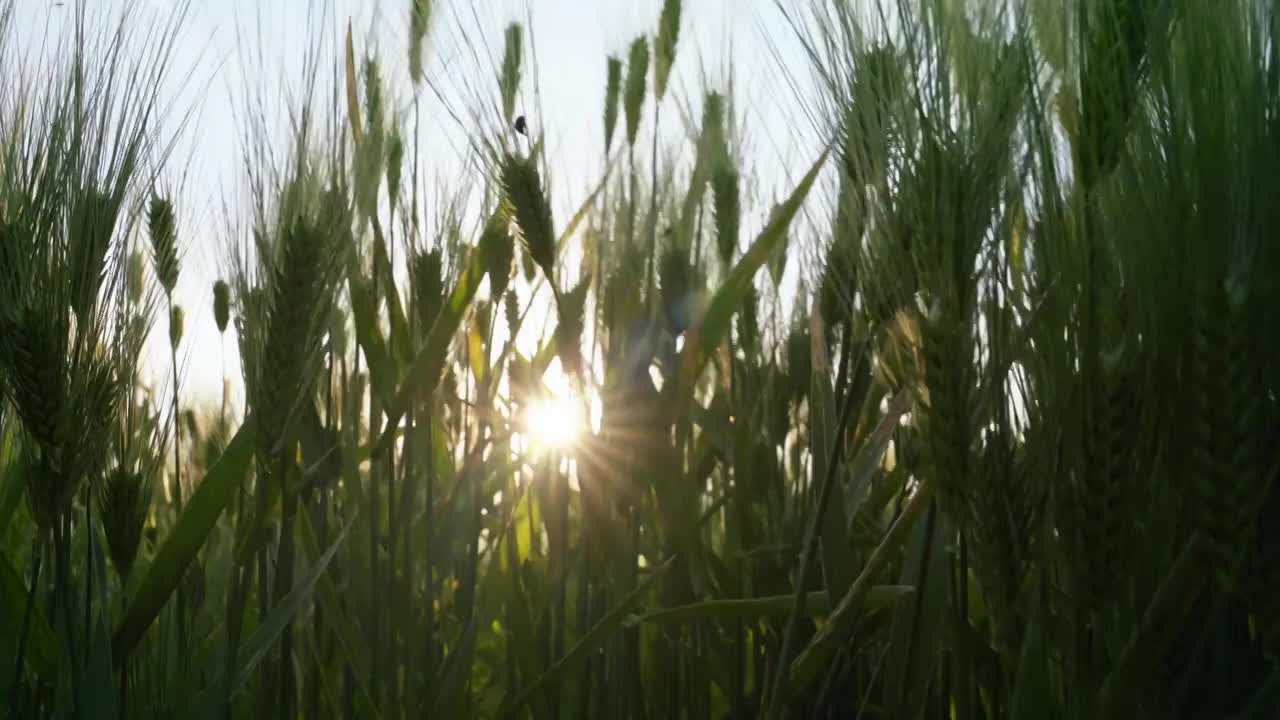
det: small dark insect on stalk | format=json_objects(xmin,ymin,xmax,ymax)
[{"xmin": 514, "ymin": 115, "xmax": 533, "ymax": 157}]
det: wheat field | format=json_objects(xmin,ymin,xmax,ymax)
[{"xmin": 1, "ymin": 0, "xmax": 1279, "ymax": 718}]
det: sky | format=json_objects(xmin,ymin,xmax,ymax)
[{"xmin": 10, "ymin": 0, "xmax": 824, "ymax": 412}]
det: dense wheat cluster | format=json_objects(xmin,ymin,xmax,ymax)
[{"xmin": 2, "ymin": 0, "xmax": 1280, "ymax": 718}]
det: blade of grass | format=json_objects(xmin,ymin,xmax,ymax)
[
  {"xmin": 625, "ymin": 585, "xmax": 913, "ymax": 625},
  {"xmin": 296, "ymin": 508, "xmax": 382, "ymax": 718},
  {"xmin": 787, "ymin": 480, "xmax": 934, "ymax": 696},
  {"xmin": 500, "ymin": 556, "xmax": 676, "ymax": 719},
  {"xmin": 370, "ymin": 219, "xmax": 412, "ymax": 363},
  {"xmin": 77, "ymin": 509, "xmax": 117, "ymax": 720},
  {"xmin": 1098, "ymin": 534, "xmax": 1213, "ymax": 718},
  {"xmin": 366, "ymin": 246, "xmax": 486, "ymax": 459},
  {"xmin": 236, "ymin": 520, "xmax": 350, "ymax": 691},
  {"xmin": 348, "ymin": 266, "xmax": 396, "ymax": 404},
  {"xmin": 675, "ymin": 144, "xmax": 830, "ymax": 408},
  {"xmin": 428, "ymin": 611, "xmax": 479, "ymax": 718},
  {"xmin": 194, "ymin": 518, "xmax": 352, "ymax": 714},
  {"xmin": 0, "ymin": 445, "xmax": 24, "ymax": 530},
  {"xmin": 555, "ymin": 151, "xmax": 619, "ymax": 259},
  {"xmin": 885, "ymin": 502, "xmax": 947, "ymax": 720},
  {"xmin": 0, "ymin": 552, "xmax": 56, "ymax": 685},
  {"xmin": 112, "ymin": 418, "xmax": 256, "ymax": 665}
]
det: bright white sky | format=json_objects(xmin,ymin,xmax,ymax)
[{"xmin": 13, "ymin": 0, "xmax": 825, "ymax": 411}]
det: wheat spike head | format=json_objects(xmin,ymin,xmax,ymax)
[
  {"xmin": 481, "ymin": 216, "xmax": 515, "ymax": 300},
  {"xmin": 250, "ymin": 183, "xmax": 348, "ymax": 465},
  {"xmin": 1078, "ymin": 0, "xmax": 1150, "ymax": 190},
  {"xmin": 659, "ymin": 245, "xmax": 693, "ymax": 335},
  {"xmin": 624, "ymin": 36, "xmax": 649, "ymax": 147},
  {"xmin": 364, "ymin": 58, "xmax": 385, "ymax": 141},
  {"xmin": 501, "ymin": 152, "xmax": 556, "ymax": 283},
  {"xmin": 785, "ymin": 322, "xmax": 812, "ymax": 403},
  {"xmin": 556, "ymin": 275, "xmax": 591, "ymax": 381},
  {"xmin": 654, "ymin": 0, "xmax": 682, "ymax": 101},
  {"xmin": 148, "ymin": 194, "xmax": 179, "ymax": 294},
  {"xmin": 387, "ymin": 130, "xmax": 405, "ymax": 208},
  {"xmin": 604, "ymin": 56, "xmax": 622, "ymax": 151},
  {"xmin": 701, "ymin": 92, "xmax": 728, "ymax": 165},
  {"xmin": 4, "ymin": 303, "xmax": 67, "ymax": 452},
  {"xmin": 712, "ymin": 164, "xmax": 739, "ymax": 268},
  {"xmin": 409, "ymin": 0, "xmax": 434, "ymax": 85},
  {"xmin": 213, "ymin": 279, "xmax": 230, "ymax": 333},
  {"xmin": 501, "ymin": 23, "xmax": 524, "ymax": 121},
  {"xmin": 169, "ymin": 303, "xmax": 184, "ymax": 349},
  {"xmin": 68, "ymin": 189, "xmax": 118, "ymax": 320},
  {"xmin": 0, "ymin": 221, "xmax": 31, "ymax": 311},
  {"xmin": 411, "ymin": 247, "xmax": 445, "ymax": 331},
  {"xmin": 100, "ymin": 465, "xmax": 152, "ymax": 581},
  {"xmin": 127, "ymin": 249, "xmax": 146, "ymax": 305},
  {"xmin": 504, "ymin": 289, "xmax": 520, "ymax": 346}
]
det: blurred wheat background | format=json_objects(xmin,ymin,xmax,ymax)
[{"xmin": 1, "ymin": 0, "xmax": 1279, "ymax": 718}]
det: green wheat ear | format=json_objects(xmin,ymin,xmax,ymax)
[
  {"xmin": 357, "ymin": 59, "xmax": 387, "ymax": 219},
  {"xmin": 408, "ymin": 0, "xmax": 434, "ymax": 85},
  {"xmin": 3, "ymin": 303, "xmax": 66, "ymax": 450},
  {"xmin": 820, "ymin": 175, "xmax": 864, "ymax": 325},
  {"xmin": 712, "ymin": 164, "xmax": 739, "ymax": 268},
  {"xmin": 920, "ymin": 306, "xmax": 975, "ymax": 528},
  {"xmin": 503, "ymin": 289, "xmax": 520, "ymax": 346},
  {"xmin": 653, "ymin": 0, "xmax": 682, "ymax": 101},
  {"xmin": 501, "ymin": 152, "xmax": 556, "ymax": 283},
  {"xmin": 127, "ymin": 315, "xmax": 149, "ymax": 357},
  {"xmin": 1079, "ymin": 348, "xmax": 1137, "ymax": 612},
  {"xmin": 508, "ymin": 353, "xmax": 533, "ymax": 408},
  {"xmin": 1192, "ymin": 277, "xmax": 1263, "ymax": 590},
  {"xmin": 624, "ymin": 36, "xmax": 649, "ymax": 147},
  {"xmin": 213, "ymin": 279, "xmax": 230, "ymax": 334},
  {"xmin": 521, "ymin": 250, "xmax": 537, "ymax": 282},
  {"xmin": 604, "ymin": 56, "xmax": 622, "ymax": 151},
  {"xmin": 387, "ymin": 129, "xmax": 405, "ymax": 205},
  {"xmin": 843, "ymin": 45, "xmax": 904, "ymax": 187},
  {"xmin": 501, "ymin": 22, "xmax": 524, "ymax": 121},
  {"xmin": 556, "ymin": 275, "xmax": 591, "ymax": 381},
  {"xmin": 127, "ymin": 249, "xmax": 146, "ymax": 306},
  {"xmin": 148, "ymin": 194, "xmax": 179, "ymax": 295},
  {"xmin": 364, "ymin": 59, "xmax": 385, "ymax": 141},
  {"xmin": 658, "ymin": 245, "xmax": 691, "ymax": 332},
  {"xmin": 411, "ymin": 247, "xmax": 444, "ymax": 331},
  {"xmin": 254, "ymin": 199, "xmax": 346, "ymax": 466},
  {"xmin": 784, "ymin": 322, "xmax": 812, "ymax": 405},
  {"xmin": 480, "ymin": 217, "xmax": 515, "ymax": 299},
  {"xmin": 701, "ymin": 92, "xmax": 727, "ymax": 164},
  {"xmin": 68, "ymin": 189, "xmax": 118, "ymax": 320},
  {"xmin": 169, "ymin": 304, "xmax": 184, "ymax": 349},
  {"xmin": 0, "ymin": 222, "xmax": 28, "ymax": 311},
  {"xmin": 100, "ymin": 466, "xmax": 151, "ymax": 581},
  {"xmin": 328, "ymin": 303, "xmax": 348, "ymax": 359},
  {"xmin": 1077, "ymin": 0, "xmax": 1151, "ymax": 190}
]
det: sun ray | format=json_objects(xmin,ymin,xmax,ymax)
[{"xmin": 522, "ymin": 394, "xmax": 583, "ymax": 450}]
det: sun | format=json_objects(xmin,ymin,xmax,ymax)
[{"xmin": 523, "ymin": 394, "xmax": 583, "ymax": 450}]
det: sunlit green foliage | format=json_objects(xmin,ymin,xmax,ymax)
[{"xmin": 2, "ymin": 0, "xmax": 1280, "ymax": 718}]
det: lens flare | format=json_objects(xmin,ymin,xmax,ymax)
[{"xmin": 524, "ymin": 395, "xmax": 582, "ymax": 449}]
